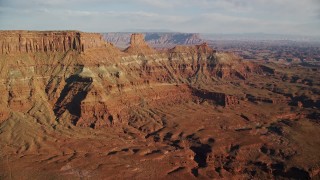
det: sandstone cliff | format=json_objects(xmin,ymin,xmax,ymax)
[
  {"xmin": 0, "ymin": 30, "xmax": 108, "ymax": 54},
  {"xmin": 1, "ymin": 31, "xmax": 319, "ymax": 179},
  {"xmin": 0, "ymin": 31, "xmax": 311, "ymax": 129},
  {"xmin": 0, "ymin": 31, "xmax": 269, "ymax": 128},
  {"xmin": 124, "ymin": 33, "xmax": 156, "ymax": 54}
]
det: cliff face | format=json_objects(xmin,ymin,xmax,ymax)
[
  {"xmin": 0, "ymin": 31, "xmax": 311, "ymax": 129},
  {"xmin": 102, "ymin": 32, "xmax": 205, "ymax": 49},
  {"xmin": 0, "ymin": 31, "xmax": 107, "ymax": 54},
  {"xmin": 145, "ymin": 33, "xmax": 204, "ymax": 48},
  {"xmin": 129, "ymin": 33, "xmax": 147, "ymax": 47},
  {"xmin": 124, "ymin": 33, "xmax": 156, "ymax": 54},
  {"xmin": 0, "ymin": 31, "xmax": 272, "ymax": 127},
  {"xmin": 1, "ymin": 31, "xmax": 319, "ymax": 179}
]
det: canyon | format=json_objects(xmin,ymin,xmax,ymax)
[{"xmin": 0, "ymin": 31, "xmax": 319, "ymax": 179}]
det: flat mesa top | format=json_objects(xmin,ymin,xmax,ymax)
[
  {"xmin": 0, "ymin": 30, "xmax": 103, "ymax": 37},
  {"xmin": 0, "ymin": 30, "xmax": 83, "ymax": 33}
]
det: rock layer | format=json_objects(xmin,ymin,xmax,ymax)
[
  {"xmin": 0, "ymin": 31, "xmax": 319, "ymax": 179},
  {"xmin": 0, "ymin": 30, "xmax": 108, "ymax": 54},
  {"xmin": 124, "ymin": 33, "xmax": 156, "ymax": 54},
  {"xmin": 0, "ymin": 32, "xmax": 273, "ymax": 127},
  {"xmin": 102, "ymin": 32, "xmax": 205, "ymax": 49}
]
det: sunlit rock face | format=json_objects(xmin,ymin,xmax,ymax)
[{"xmin": 0, "ymin": 31, "xmax": 319, "ymax": 180}]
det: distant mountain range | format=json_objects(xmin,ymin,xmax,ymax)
[
  {"xmin": 102, "ymin": 32, "xmax": 204, "ymax": 49},
  {"xmin": 102, "ymin": 32, "xmax": 320, "ymax": 49}
]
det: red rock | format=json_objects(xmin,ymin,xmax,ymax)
[
  {"xmin": 0, "ymin": 30, "xmax": 108, "ymax": 54},
  {"xmin": 124, "ymin": 33, "xmax": 156, "ymax": 54},
  {"xmin": 0, "ymin": 30, "xmax": 319, "ymax": 179}
]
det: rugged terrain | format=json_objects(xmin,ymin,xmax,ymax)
[
  {"xmin": 209, "ymin": 40, "xmax": 320, "ymax": 66},
  {"xmin": 102, "ymin": 32, "xmax": 204, "ymax": 49},
  {"xmin": 0, "ymin": 31, "xmax": 319, "ymax": 179}
]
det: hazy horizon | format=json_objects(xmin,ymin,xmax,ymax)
[{"xmin": 1, "ymin": 0, "xmax": 320, "ymax": 36}]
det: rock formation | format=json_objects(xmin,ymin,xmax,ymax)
[
  {"xmin": 0, "ymin": 30, "xmax": 319, "ymax": 179},
  {"xmin": 102, "ymin": 32, "xmax": 205, "ymax": 49},
  {"xmin": 0, "ymin": 30, "xmax": 108, "ymax": 54},
  {"xmin": 124, "ymin": 33, "xmax": 156, "ymax": 54}
]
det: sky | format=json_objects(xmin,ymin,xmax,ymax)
[{"xmin": 0, "ymin": 0, "xmax": 320, "ymax": 36}]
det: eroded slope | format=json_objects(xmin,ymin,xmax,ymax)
[{"xmin": 0, "ymin": 31, "xmax": 319, "ymax": 179}]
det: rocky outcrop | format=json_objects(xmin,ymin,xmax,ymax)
[
  {"xmin": 0, "ymin": 30, "xmax": 108, "ymax": 54},
  {"xmin": 0, "ymin": 30, "xmax": 306, "ymax": 128},
  {"xmin": 193, "ymin": 89, "xmax": 240, "ymax": 107},
  {"xmin": 1, "ymin": 30, "xmax": 319, "ymax": 180},
  {"xmin": 129, "ymin": 33, "xmax": 147, "ymax": 47},
  {"xmin": 169, "ymin": 42, "xmax": 214, "ymax": 55},
  {"xmin": 208, "ymin": 53, "xmax": 260, "ymax": 80},
  {"xmin": 53, "ymin": 75, "xmax": 93, "ymax": 122},
  {"xmin": 168, "ymin": 44, "xmax": 260, "ymax": 80},
  {"xmin": 124, "ymin": 33, "xmax": 155, "ymax": 54},
  {"xmin": 78, "ymin": 102, "xmax": 113, "ymax": 128}
]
